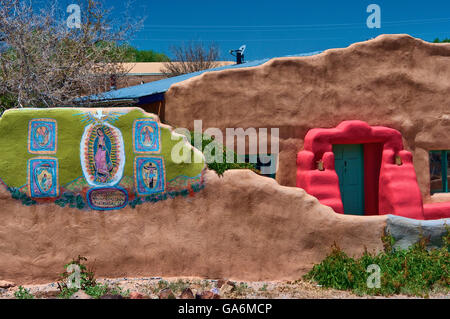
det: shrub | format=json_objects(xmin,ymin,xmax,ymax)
[
  {"xmin": 169, "ymin": 279, "xmax": 190, "ymax": 294},
  {"xmin": 190, "ymin": 132, "xmax": 257, "ymax": 176},
  {"xmin": 84, "ymin": 284, "xmax": 109, "ymax": 299},
  {"xmin": 57, "ymin": 255, "xmax": 129, "ymax": 299},
  {"xmin": 234, "ymin": 282, "xmax": 250, "ymax": 295},
  {"xmin": 433, "ymin": 38, "xmax": 450, "ymax": 43},
  {"xmin": 14, "ymin": 286, "xmax": 34, "ymax": 299},
  {"xmin": 304, "ymin": 231, "xmax": 450, "ymax": 297},
  {"xmin": 57, "ymin": 255, "xmax": 97, "ymax": 299}
]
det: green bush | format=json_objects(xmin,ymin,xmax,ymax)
[
  {"xmin": 57, "ymin": 255, "xmax": 97, "ymax": 299},
  {"xmin": 304, "ymin": 231, "xmax": 450, "ymax": 297},
  {"xmin": 14, "ymin": 286, "xmax": 34, "ymax": 299},
  {"xmin": 190, "ymin": 132, "xmax": 257, "ymax": 176},
  {"xmin": 84, "ymin": 284, "xmax": 109, "ymax": 299},
  {"xmin": 433, "ymin": 38, "xmax": 450, "ymax": 43},
  {"xmin": 56, "ymin": 255, "xmax": 129, "ymax": 299},
  {"xmin": 121, "ymin": 45, "xmax": 169, "ymax": 62}
]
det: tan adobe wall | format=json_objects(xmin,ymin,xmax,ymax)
[{"xmin": 0, "ymin": 169, "xmax": 386, "ymax": 284}]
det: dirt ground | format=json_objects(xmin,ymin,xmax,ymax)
[{"xmin": 0, "ymin": 277, "xmax": 448, "ymax": 299}]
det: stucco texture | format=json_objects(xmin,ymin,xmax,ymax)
[
  {"xmin": 164, "ymin": 34, "xmax": 450, "ymax": 204},
  {"xmin": 0, "ymin": 169, "xmax": 386, "ymax": 284}
]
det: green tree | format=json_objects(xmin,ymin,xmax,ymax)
[
  {"xmin": 0, "ymin": 0, "xmax": 142, "ymax": 109},
  {"xmin": 161, "ymin": 41, "xmax": 220, "ymax": 77},
  {"xmin": 121, "ymin": 45, "xmax": 169, "ymax": 62}
]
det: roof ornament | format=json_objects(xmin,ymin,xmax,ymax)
[{"xmin": 230, "ymin": 45, "xmax": 246, "ymax": 64}]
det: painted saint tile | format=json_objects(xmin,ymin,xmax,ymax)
[
  {"xmin": 133, "ymin": 119, "xmax": 161, "ymax": 153},
  {"xmin": 28, "ymin": 119, "xmax": 57, "ymax": 154},
  {"xmin": 134, "ymin": 156, "xmax": 165, "ymax": 196},
  {"xmin": 27, "ymin": 157, "xmax": 59, "ymax": 198}
]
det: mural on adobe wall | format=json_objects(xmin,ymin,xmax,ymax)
[
  {"xmin": 0, "ymin": 107, "xmax": 206, "ymax": 211},
  {"xmin": 0, "ymin": 36, "xmax": 449, "ymax": 284}
]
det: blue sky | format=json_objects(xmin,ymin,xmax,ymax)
[{"xmin": 57, "ymin": 0, "xmax": 450, "ymax": 60}]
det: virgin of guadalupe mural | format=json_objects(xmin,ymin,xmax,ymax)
[
  {"xmin": 80, "ymin": 110, "xmax": 126, "ymax": 187},
  {"xmin": 93, "ymin": 127, "xmax": 114, "ymax": 183}
]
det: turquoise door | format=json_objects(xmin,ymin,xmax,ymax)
[{"xmin": 333, "ymin": 144, "xmax": 365, "ymax": 215}]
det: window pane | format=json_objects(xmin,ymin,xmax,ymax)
[
  {"xmin": 430, "ymin": 152, "xmax": 443, "ymax": 193},
  {"xmin": 243, "ymin": 154, "xmax": 277, "ymax": 179}
]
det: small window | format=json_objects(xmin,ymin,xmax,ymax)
[{"xmin": 430, "ymin": 150, "xmax": 449, "ymax": 193}]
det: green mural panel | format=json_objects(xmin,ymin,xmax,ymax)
[{"xmin": 0, "ymin": 107, "xmax": 206, "ymax": 210}]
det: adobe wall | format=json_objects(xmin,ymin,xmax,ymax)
[
  {"xmin": 0, "ymin": 169, "xmax": 386, "ymax": 284},
  {"xmin": 164, "ymin": 34, "xmax": 450, "ymax": 204},
  {"xmin": 0, "ymin": 107, "xmax": 386, "ymax": 284}
]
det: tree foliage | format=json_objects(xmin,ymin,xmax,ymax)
[
  {"xmin": 121, "ymin": 45, "xmax": 169, "ymax": 62},
  {"xmin": 433, "ymin": 38, "xmax": 450, "ymax": 43},
  {"xmin": 0, "ymin": 0, "xmax": 142, "ymax": 110},
  {"xmin": 161, "ymin": 42, "xmax": 220, "ymax": 77}
]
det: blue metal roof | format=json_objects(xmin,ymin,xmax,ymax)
[{"xmin": 85, "ymin": 51, "xmax": 322, "ymax": 102}]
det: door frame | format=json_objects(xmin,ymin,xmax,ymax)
[{"xmin": 297, "ymin": 120, "xmax": 424, "ymax": 219}]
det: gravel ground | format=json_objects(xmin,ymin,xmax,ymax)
[{"xmin": 1, "ymin": 277, "xmax": 449, "ymax": 299}]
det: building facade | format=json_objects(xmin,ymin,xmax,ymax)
[
  {"xmin": 88, "ymin": 35, "xmax": 450, "ymax": 219},
  {"xmin": 162, "ymin": 35, "xmax": 450, "ymax": 219}
]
